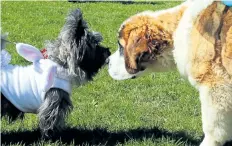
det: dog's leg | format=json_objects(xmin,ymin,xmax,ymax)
[
  {"xmin": 199, "ymin": 85, "xmax": 232, "ymax": 146},
  {"xmin": 38, "ymin": 88, "xmax": 73, "ymax": 137},
  {"xmin": 1, "ymin": 93, "xmax": 24, "ymax": 122}
]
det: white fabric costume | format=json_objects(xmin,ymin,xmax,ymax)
[{"xmin": 1, "ymin": 43, "xmax": 71, "ymax": 113}]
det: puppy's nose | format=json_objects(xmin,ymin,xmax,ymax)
[{"xmin": 105, "ymin": 57, "xmax": 110, "ymax": 65}]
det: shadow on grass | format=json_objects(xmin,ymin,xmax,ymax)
[{"xmin": 2, "ymin": 127, "xmax": 202, "ymax": 145}]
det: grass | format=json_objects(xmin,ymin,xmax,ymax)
[{"xmin": 1, "ymin": 1, "xmax": 202, "ymax": 146}]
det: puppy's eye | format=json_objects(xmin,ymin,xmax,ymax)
[
  {"xmin": 151, "ymin": 40, "xmax": 157, "ymax": 45},
  {"xmin": 152, "ymin": 40, "xmax": 160, "ymax": 46},
  {"xmin": 151, "ymin": 40, "xmax": 161, "ymax": 50}
]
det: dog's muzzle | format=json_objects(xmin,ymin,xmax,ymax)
[{"xmin": 108, "ymin": 49, "xmax": 138, "ymax": 80}]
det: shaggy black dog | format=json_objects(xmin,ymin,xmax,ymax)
[{"xmin": 1, "ymin": 8, "xmax": 110, "ymax": 137}]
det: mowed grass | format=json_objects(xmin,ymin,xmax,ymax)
[{"xmin": 1, "ymin": 1, "xmax": 202, "ymax": 146}]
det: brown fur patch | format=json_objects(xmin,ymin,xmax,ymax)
[
  {"xmin": 154, "ymin": 6, "xmax": 186, "ymax": 34},
  {"xmin": 190, "ymin": 2, "xmax": 232, "ymax": 86},
  {"xmin": 222, "ymin": 7, "xmax": 232, "ymax": 75},
  {"xmin": 119, "ymin": 5, "xmax": 186, "ymax": 74},
  {"xmin": 196, "ymin": 2, "xmax": 225, "ymax": 43}
]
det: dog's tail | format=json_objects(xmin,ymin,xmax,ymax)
[{"xmin": 38, "ymin": 88, "xmax": 73, "ymax": 137}]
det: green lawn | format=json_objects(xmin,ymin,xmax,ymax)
[{"xmin": 1, "ymin": 1, "xmax": 202, "ymax": 146}]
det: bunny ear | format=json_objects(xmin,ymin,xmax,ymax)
[
  {"xmin": 16, "ymin": 43, "xmax": 44, "ymax": 62},
  {"xmin": 37, "ymin": 59, "xmax": 57, "ymax": 92},
  {"xmin": 42, "ymin": 65, "xmax": 57, "ymax": 92}
]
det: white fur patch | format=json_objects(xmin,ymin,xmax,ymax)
[
  {"xmin": 173, "ymin": 0, "xmax": 214, "ymax": 87},
  {"xmin": 108, "ymin": 49, "xmax": 136, "ymax": 80},
  {"xmin": 199, "ymin": 85, "xmax": 232, "ymax": 146}
]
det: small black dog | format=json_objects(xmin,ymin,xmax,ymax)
[{"xmin": 1, "ymin": 8, "xmax": 110, "ymax": 136}]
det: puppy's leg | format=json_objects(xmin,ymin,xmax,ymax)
[
  {"xmin": 38, "ymin": 88, "xmax": 73, "ymax": 137},
  {"xmin": 1, "ymin": 93, "xmax": 24, "ymax": 122},
  {"xmin": 199, "ymin": 85, "xmax": 232, "ymax": 146}
]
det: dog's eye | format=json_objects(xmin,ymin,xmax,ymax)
[
  {"xmin": 152, "ymin": 40, "xmax": 160, "ymax": 47},
  {"xmin": 151, "ymin": 40, "xmax": 157, "ymax": 45},
  {"xmin": 151, "ymin": 40, "xmax": 161, "ymax": 50}
]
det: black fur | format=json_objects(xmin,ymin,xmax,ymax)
[
  {"xmin": 80, "ymin": 44, "xmax": 111, "ymax": 79},
  {"xmin": 38, "ymin": 88, "xmax": 73, "ymax": 137}
]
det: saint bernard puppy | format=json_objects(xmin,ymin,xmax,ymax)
[{"xmin": 108, "ymin": 0, "xmax": 232, "ymax": 146}]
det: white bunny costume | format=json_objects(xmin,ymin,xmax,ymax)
[{"xmin": 1, "ymin": 43, "xmax": 71, "ymax": 113}]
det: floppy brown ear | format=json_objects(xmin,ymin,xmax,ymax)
[
  {"xmin": 118, "ymin": 21, "xmax": 149, "ymax": 73},
  {"xmin": 124, "ymin": 35, "xmax": 149, "ymax": 74}
]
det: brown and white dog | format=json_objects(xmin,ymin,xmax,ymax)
[{"xmin": 108, "ymin": 0, "xmax": 232, "ymax": 146}]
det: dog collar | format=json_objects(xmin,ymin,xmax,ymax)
[
  {"xmin": 41, "ymin": 48, "xmax": 48, "ymax": 59},
  {"xmin": 41, "ymin": 48, "xmax": 68, "ymax": 68}
]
